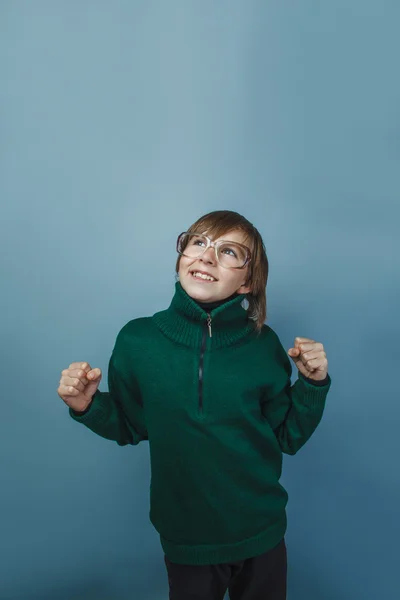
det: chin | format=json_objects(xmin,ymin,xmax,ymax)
[{"xmin": 180, "ymin": 277, "xmax": 218, "ymax": 302}]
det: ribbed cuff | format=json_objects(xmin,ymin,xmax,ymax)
[{"xmin": 295, "ymin": 373, "xmax": 331, "ymax": 410}]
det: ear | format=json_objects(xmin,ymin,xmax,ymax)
[
  {"xmin": 237, "ymin": 283, "xmax": 251, "ymax": 294},
  {"xmin": 237, "ymin": 267, "xmax": 252, "ymax": 294}
]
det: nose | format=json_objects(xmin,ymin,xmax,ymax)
[{"xmin": 200, "ymin": 245, "xmax": 217, "ymax": 264}]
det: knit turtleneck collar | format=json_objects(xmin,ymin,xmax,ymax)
[
  {"xmin": 152, "ymin": 282, "xmax": 255, "ymax": 349},
  {"xmin": 194, "ymin": 290, "xmax": 239, "ymax": 312}
]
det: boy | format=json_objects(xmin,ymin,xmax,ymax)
[{"xmin": 58, "ymin": 210, "xmax": 331, "ymax": 599}]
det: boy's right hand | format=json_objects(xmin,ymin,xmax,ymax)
[{"xmin": 57, "ymin": 362, "xmax": 102, "ymax": 413}]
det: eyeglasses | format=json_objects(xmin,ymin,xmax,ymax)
[{"xmin": 176, "ymin": 232, "xmax": 251, "ymax": 269}]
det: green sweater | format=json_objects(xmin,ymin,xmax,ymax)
[{"xmin": 70, "ymin": 282, "xmax": 331, "ymax": 565}]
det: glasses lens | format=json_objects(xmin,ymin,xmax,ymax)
[
  {"xmin": 217, "ymin": 242, "xmax": 248, "ymax": 268},
  {"xmin": 178, "ymin": 234, "xmax": 208, "ymax": 258}
]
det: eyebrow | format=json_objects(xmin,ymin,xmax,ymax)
[{"xmin": 197, "ymin": 232, "xmax": 249, "ymax": 247}]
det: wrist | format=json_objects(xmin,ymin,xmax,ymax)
[
  {"xmin": 300, "ymin": 372, "xmax": 330, "ymax": 387},
  {"xmin": 72, "ymin": 398, "xmax": 93, "ymax": 416}
]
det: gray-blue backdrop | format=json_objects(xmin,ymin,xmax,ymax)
[{"xmin": 1, "ymin": 1, "xmax": 398, "ymax": 599}]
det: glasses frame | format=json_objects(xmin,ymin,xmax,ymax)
[{"xmin": 176, "ymin": 232, "xmax": 252, "ymax": 270}]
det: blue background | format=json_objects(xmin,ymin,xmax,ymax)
[{"xmin": 1, "ymin": 1, "xmax": 399, "ymax": 598}]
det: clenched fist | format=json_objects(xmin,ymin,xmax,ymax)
[
  {"xmin": 287, "ymin": 337, "xmax": 328, "ymax": 382},
  {"xmin": 57, "ymin": 362, "xmax": 102, "ymax": 413}
]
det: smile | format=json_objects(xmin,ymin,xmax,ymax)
[{"xmin": 190, "ymin": 271, "xmax": 218, "ymax": 282}]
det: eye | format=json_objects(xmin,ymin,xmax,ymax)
[
  {"xmin": 222, "ymin": 247, "xmax": 238, "ymax": 258},
  {"xmin": 192, "ymin": 238, "xmax": 206, "ymax": 247}
]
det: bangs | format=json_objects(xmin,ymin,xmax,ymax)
[{"xmin": 187, "ymin": 211, "xmax": 253, "ymax": 248}]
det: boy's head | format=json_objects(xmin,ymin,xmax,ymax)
[{"xmin": 176, "ymin": 210, "xmax": 269, "ymax": 330}]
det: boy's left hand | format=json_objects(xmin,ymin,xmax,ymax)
[{"xmin": 287, "ymin": 337, "xmax": 328, "ymax": 381}]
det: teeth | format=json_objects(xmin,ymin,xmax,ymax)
[{"xmin": 192, "ymin": 272, "xmax": 216, "ymax": 282}]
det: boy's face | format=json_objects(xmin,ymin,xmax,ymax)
[{"xmin": 178, "ymin": 229, "xmax": 252, "ymax": 303}]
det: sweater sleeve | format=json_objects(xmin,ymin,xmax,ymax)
[
  {"xmin": 69, "ymin": 328, "xmax": 148, "ymax": 446},
  {"xmin": 261, "ymin": 330, "xmax": 331, "ymax": 456}
]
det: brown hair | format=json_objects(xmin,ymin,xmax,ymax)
[{"xmin": 175, "ymin": 210, "xmax": 269, "ymax": 331}]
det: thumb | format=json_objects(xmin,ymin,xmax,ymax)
[
  {"xmin": 288, "ymin": 347, "xmax": 300, "ymax": 357},
  {"xmin": 87, "ymin": 368, "xmax": 102, "ymax": 381},
  {"xmin": 84, "ymin": 368, "xmax": 102, "ymax": 398}
]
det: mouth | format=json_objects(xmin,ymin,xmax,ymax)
[{"xmin": 189, "ymin": 270, "xmax": 218, "ymax": 283}]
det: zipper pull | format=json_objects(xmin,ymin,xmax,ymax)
[{"xmin": 207, "ymin": 315, "xmax": 212, "ymax": 338}]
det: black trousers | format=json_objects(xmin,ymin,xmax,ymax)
[{"xmin": 164, "ymin": 538, "xmax": 287, "ymax": 600}]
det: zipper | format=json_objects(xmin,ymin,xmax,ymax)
[{"xmin": 198, "ymin": 314, "xmax": 212, "ymax": 413}]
